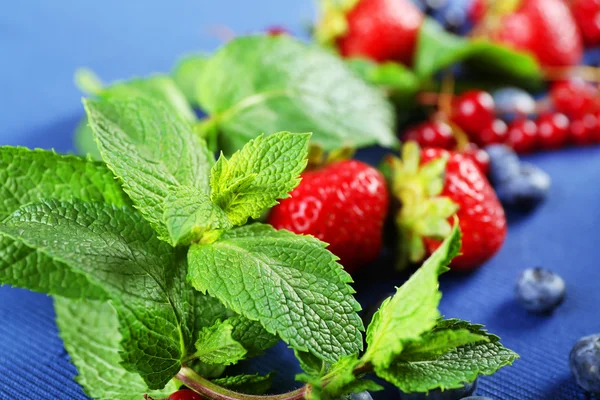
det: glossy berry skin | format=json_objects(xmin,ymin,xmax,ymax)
[
  {"xmin": 399, "ymin": 379, "xmax": 477, "ymax": 399},
  {"xmin": 268, "ymin": 160, "xmax": 389, "ymax": 273},
  {"xmin": 468, "ymin": 0, "xmax": 487, "ymax": 25},
  {"xmin": 495, "ymin": 163, "xmax": 551, "ymax": 211},
  {"xmin": 570, "ymin": 334, "xmax": 600, "ymax": 394},
  {"xmin": 570, "ymin": 113, "xmax": 599, "ymax": 146},
  {"xmin": 462, "ymin": 143, "xmax": 490, "ymax": 175},
  {"xmin": 404, "ymin": 121, "xmax": 456, "ymax": 149},
  {"xmin": 421, "ymin": 149, "xmax": 507, "ymax": 270},
  {"xmin": 486, "ymin": 144, "xmax": 521, "ymax": 185},
  {"xmin": 431, "ymin": 0, "xmax": 472, "ymax": 34},
  {"xmin": 169, "ymin": 390, "xmax": 203, "ymax": 400},
  {"xmin": 337, "ymin": 0, "xmax": 424, "ymax": 65},
  {"xmin": 571, "ymin": 0, "xmax": 600, "ymax": 46},
  {"xmin": 349, "ymin": 391, "xmax": 374, "ymax": 400},
  {"xmin": 493, "ymin": 12, "xmax": 535, "ymax": 54},
  {"xmin": 516, "ymin": 267, "xmax": 565, "ymax": 313},
  {"xmin": 475, "ymin": 119, "xmax": 508, "ymax": 147},
  {"xmin": 506, "ymin": 119, "xmax": 538, "ymax": 154},
  {"xmin": 492, "ymin": 87, "xmax": 536, "ymax": 118},
  {"xmin": 451, "ymin": 90, "xmax": 495, "ymax": 135},
  {"xmin": 550, "ymin": 80, "xmax": 598, "ymax": 119},
  {"xmin": 462, "ymin": 397, "xmax": 493, "ymax": 400},
  {"xmin": 537, "ymin": 113, "xmax": 570, "ymax": 150}
]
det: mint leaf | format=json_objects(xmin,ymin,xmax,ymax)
[
  {"xmin": 210, "ymin": 132, "xmax": 310, "ymax": 226},
  {"xmin": 163, "ymin": 186, "xmax": 232, "ymax": 246},
  {"xmin": 415, "ymin": 19, "xmax": 542, "ymax": 84},
  {"xmin": 364, "ymin": 226, "xmax": 461, "ymax": 368},
  {"xmin": 0, "ymin": 147, "xmax": 130, "ymax": 299},
  {"xmin": 228, "ymin": 315, "xmax": 279, "ymax": 357},
  {"xmin": 85, "ymin": 96, "xmax": 213, "ymax": 239},
  {"xmin": 376, "ymin": 319, "xmax": 519, "ymax": 393},
  {"xmin": 0, "ymin": 199, "xmax": 195, "ymax": 389},
  {"xmin": 187, "ymin": 223, "xmax": 363, "ymax": 363},
  {"xmin": 295, "ymin": 349, "xmax": 328, "ymax": 376},
  {"xmin": 194, "ymin": 320, "xmax": 247, "ymax": 365},
  {"xmin": 323, "ymin": 355, "xmax": 384, "ymax": 398},
  {"xmin": 399, "ymin": 327, "xmax": 488, "ymax": 360},
  {"xmin": 54, "ymin": 297, "xmax": 178, "ymax": 400},
  {"xmin": 212, "ymin": 373, "xmax": 274, "ymax": 395},
  {"xmin": 197, "ymin": 35, "xmax": 397, "ymax": 154},
  {"xmin": 172, "ymin": 54, "xmax": 209, "ymax": 106},
  {"xmin": 74, "ymin": 117, "xmax": 103, "ymax": 160}
]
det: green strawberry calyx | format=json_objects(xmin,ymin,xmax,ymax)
[{"xmin": 314, "ymin": 0, "xmax": 360, "ymax": 46}]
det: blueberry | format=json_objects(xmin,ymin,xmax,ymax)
[
  {"xmin": 495, "ymin": 163, "xmax": 550, "ymax": 211},
  {"xmin": 570, "ymin": 334, "xmax": 600, "ymax": 394},
  {"xmin": 431, "ymin": 0, "xmax": 473, "ymax": 34},
  {"xmin": 516, "ymin": 267, "xmax": 565, "ymax": 313},
  {"xmin": 348, "ymin": 391, "xmax": 373, "ymax": 400},
  {"xmin": 491, "ymin": 87, "xmax": 536, "ymax": 119},
  {"xmin": 399, "ymin": 379, "xmax": 477, "ymax": 399},
  {"xmin": 462, "ymin": 397, "xmax": 493, "ymax": 400},
  {"xmin": 485, "ymin": 144, "xmax": 521, "ymax": 185}
]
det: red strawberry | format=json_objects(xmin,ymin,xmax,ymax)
[
  {"xmin": 571, "ymin": 0, "xmax": 600, "ymax": 46},
  {"xmin": 420, "ymin": 148, "xmax": 507, "ymax": 270},
  {"xmin": 268, "ymin": 159, "xmax": 389, "ymax": 273},
  {"xmin": 318, "ymin": 0, "xmax": 424, "ymax": 65},
  {"xmin": 493, "ymin": 0, "xmax": 583, "ymax": 66}
]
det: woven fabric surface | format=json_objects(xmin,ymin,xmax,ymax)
[{"xmin": 1, "ymin": 1, "xmax": 598, "ymax": 399}]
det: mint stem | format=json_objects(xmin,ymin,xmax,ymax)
[{"xmin": 176, "ymin": 366, "xmax": 307, "ymax": 400}]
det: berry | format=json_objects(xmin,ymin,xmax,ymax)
[
  {"xmin": 569, "ymin": 113, "xmax": 599, "ymax": 146},
  {"xmin": 404, "ymin": 121, "xmax": 456, "ymax": 149},
  {"xmin": 268, "ymin": 160, "xmax": 389, "ymax": 273},
  {"xmin": 492, "ymin": 12, "xmax": 535, "ymax": 54},
  {"xmin": 486, "ymin": 144, "xmax": 521, "ymax": 185},
  {"xmin": 265, "ymin": 26, "xmax": 289, "ymax": 36},
  {"xmin": 495, "ymin": 163, "xmax": 551, "ymax": 211},
  {"xmin": 571, "ymin": 0, "xmax": 600, "ymax": 46},
  {"xmin": 350, "ymin": 391, "xmax": 374, "ymax": 400},
  {"xmin": 492, "ymin": 87, "xmax": 536, "ymax": 118},
  {"xmin": 421, "ymin": 148, "xmax": 507, "ymax": 270},
  {"xmin": 169, "ymin": 390, "xmax": 203, "ymax": 400},
  {"xmin": 451, "ymin": 90, "xmax": 495, "ymax": 135},
  {"xmin": 468, "ymin": 0, "xmax": 487, "ymax": 25},
  {"xmin": 506, "ymin": 119, "xmax": 538, "ymax": 154},
  {"xmin": 335, "ymin": 0, "xmax": 424, "ymax": 64},
  {"xmin": 431, "ymin": 0, "xmax": 472, "ymax": 34},
  {"xmin": 550, "ymin": 80, "xmax": 598, "ymax": 119},
  {"xmin": 537, "ymin": 112, "xmax": 570, "ymax": 150},
  {"xmin": 462, "ymin": 143, "xmax": 490, "ymax": 175},
  {"xmin": 399, "ymin": 379, "xmax": 477, "ymax": 399},
  {"xmin": 462, "ymin": 397, "xmax": 494, "ymax": 400},
  {"xmin": 474, "ymin": 119, "xmax": 508, "ymax": 147},
  {"xmin": 516, "ymin": 267, "xmax": 565, "ymax": 313},
  {"xmin": 570, "ymin": 334, "xmax": 600, "ymax": 394}
]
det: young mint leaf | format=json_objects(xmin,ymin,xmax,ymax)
[
  {"xmin": 74, "ymin": 117, "xmax": 103, "ymax": 160},
  {"xmin": 228, "ymin": 315, "xmax": 279, "ymax": 357},
  {"xmin": 197, "ymin": 35, "xmax": 397, "ymax": 155},
  {"xmin": 399, "ymin": 328, "xmax": 488, "ymax": 361},
  {"xmin": 0, "ymin": 199, "xmax": 195, "ymax": 389},
  {"xmin": 187, "ymin": 223, "xmax": 363, "ymax": 363},
  {"xmin": 163, "ymin": 186, "xmax": 233, "ymax": 246},
  {"xmin": 85, "ymin": 96, "xmax": 214, "ymax": 239},
  {"xmin": 212, "ymin": 372, "xmax": 275, "ymax": 395},
  {"xmin": 364, "ymin": 226, "xmax": 461, "ymax": 368},
  {"xmin": 0, "ymin": 147, "xmax": 130, "ymax": 299},
  {"xmin": 210, "ymin": 132, "xmax": 310, "ymax": 226},
  {"xmin": 194, "ymin": 320, "xmax": 247, "ymax": 366},
  {"xmin": 54, "ymin": 297, "xmax": 179, "ymax": 400},
  {"xmin": 322, "ymin": 355, "xmax": 383, "ymax": 398},
  {"xmin": 376, "ymin": 319, "xmax": 519, "ymax": 393},
  {"xmin": 172, "ymin": 54, "xmax": 209, "ymax": 106},
  {"xmin": 191, "ymin": 361, "xmax": 227, "ymax": 379},
  {"xmin": 295, "ymin": 349, "xmax": 329, "ymax": 377}
]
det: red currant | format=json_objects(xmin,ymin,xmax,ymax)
[
  {"xmin": 550, "ymin": 80, "xmax": 598, "ymax": 118},
  {"xmin": 474, "ymin": 119, "xmax": 508, "ymax": 146},
  {"xmin": 506, "ymin": 119, "xmax": 538, "ymax": 154},
  {"xmin": 569, "ymin": 113, "xmax": 598, "ymax": 146},
  {"xmin": 462, "ymin": 143, "xmax": 490, "ymax": 175},
  {"xmin": 451, "ymin": 90, "xmax": 495, "ymax": 134},
  {"xmin": 169, "ymin": 390, "xmax": 203, "ymax": 400},
  {"xmin": 403, "ymin": 121, "xmax": 456, "ymax": 149},
  {"xmin": 537, "ymin": 112, "xmax": 570, "ymax": 150}
]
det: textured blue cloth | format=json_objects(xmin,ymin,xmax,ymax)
[{"xmin": 0, "ymin": 1, "xmax": 598, "ymax": 399}]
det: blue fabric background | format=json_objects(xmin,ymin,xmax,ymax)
[{"xmin": 1, "ymin": 1, "xmax": 599, "ymax": 399}]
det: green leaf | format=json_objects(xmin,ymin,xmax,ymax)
[
  {"xmin": 228, "ymin": 315, "xmax": 279, "ymax": 356},
  {"xmin": 376, "ymin": 319, "xmax": 519, "ymax": 393},
  {"xmin": 347, "ymin": 58, "xmax": 420, "ymax": 95},
  {"xmin": 400, "ymin": 328, "xmax": 488, "ymax": 361},
  {"xmin": 74, "ymin": 117, "xmax": 103, "ymax": 160},
  {"xmin": 172, "ymin": 54, "xmax": 209, "ymax": 106},
  {"xmin": 84, "ymin": 96, "xmax": 214, "ymax": 239},
  {"xmin": 322, "ymin": 355, "xmax": 383, "ymax": 398},
  {"xmin": 0, "ymin": 199, "xmax": 195, "ymax": 389},
  {"xmin": 187, "ymin": 223, "xmax": 363, "ymax": 363},
  {"xmin": 163, "ymin": 186, "xmax": 233, "ymax": 246},
  {"xmin": 0, "ymin": 147, "xmax": 130, "ymax": 299},
  {"xmin": 414, "ymin": 18, "xmax": 542, "ymax": 83},
  {"xmin": 212, "ymin": 373, "xmax": 275, "ymax": 395},
  {"xmin": 197, "ymin": 35, "xmax": 397, "ymax": 154},
  {"xmin": 191, "ymin": 361, "xmax": 227, "ymax": 379},
  {"xmin": 364, "ymin": 226, "xmax": 461, "ymax": 368},
  {"xmin": 54, "ymin": 297, "xmax": 178, "ymax": 400},
  {"xmin": 194, "ymin": 320, "xmax": 247, "ymax": 365},
  {"xmin": 210, "ymin": 132, "xmax": 310, "ymax": 226},
  {"xmin": 295, "ymin": 349, "xmax": 328, "ymax": 376}
]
